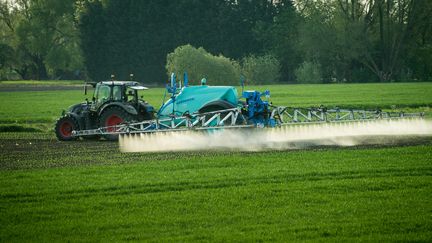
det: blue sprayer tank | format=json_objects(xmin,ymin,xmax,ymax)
[
  {"xmin": 158, "ymin": 85, "xmax": 239, "ymax": 118},
  {"xmin": 157, "ymin": 72, "xmax": 274, "ymax": 127}
]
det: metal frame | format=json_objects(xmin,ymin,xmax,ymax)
[
  {"xmin": 271, "ymin": 106, "xmax": 424, "ymax": 124},
  {"xmin": 72, "ymin": 106, "xmax": 424, "ymax": 137},
  {"xmin": 72, "ymin": 108, "xmax": 248, "ymax": 136}
]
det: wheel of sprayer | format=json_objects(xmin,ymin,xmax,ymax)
[
  {"xmin": 99, "ymin": 106, "xmax": 135, "ymax": 141},
  {"xmin": 55, "ymin": 116, "xmax": 80, "ymax": 141}
]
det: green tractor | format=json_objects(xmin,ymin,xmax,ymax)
[{"xmin": 55, "ymin": 80, "xmax": 154, "ymax": 141}]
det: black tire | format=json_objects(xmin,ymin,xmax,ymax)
[
  {"xmin": 55, "ymin": 116, "xmax": 80, "ymax": 141},
  {"xmin": 99, "ymin": 106, "xmax": 135, "ymax": 141}
]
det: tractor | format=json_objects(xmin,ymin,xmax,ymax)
[
  {"xmin": 55, "ymin": 74, "xmax": 241, "ymax": 141},
  {"xmin": 55, "ymin": 79, "xmax": 154, "ymax": 141}
]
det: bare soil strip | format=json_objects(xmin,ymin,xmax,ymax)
[{"xmin": 1, "ymin": 133, "xmax": 431, "ymax": 171}]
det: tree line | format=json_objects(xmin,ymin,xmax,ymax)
[{"xmin": 0, "ymin": 0, "xmax": 431, "ymax": 83}]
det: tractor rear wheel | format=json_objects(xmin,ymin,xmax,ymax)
[
  {"xmin": 99, "ymin": 106, "xmax": 135, "ymax": 141},
  {"xmin": 55, "ymin": 116, "xmax": 79, "ymax": 141}
]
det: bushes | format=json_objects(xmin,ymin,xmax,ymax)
[
  {"xmin": 241, "ymin": 54, "xmax": 280, "ymax": 84},
  {"xmin": 166, "ymin": 45, "xmax": 240, "ymax": 85},
  {"xmin": 294, "ymin": 61, "xmax": 322, "ymax": 84},
  {"xmin": 166, "ymin": 44, "xmax": 283, "ymax": 85}
]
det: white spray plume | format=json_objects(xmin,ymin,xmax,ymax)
[{"xmin": 119, "ymin": 119, "xmax": 432, "ymax": 153}]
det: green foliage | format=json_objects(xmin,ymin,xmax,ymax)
[
  {"xmin": 78, "ymin": 0, "xmax": 285, "ymax": 83},
  {"xmin": 294, "ymin": 0, "xmax": 432, "ymax": 83},
  {"xmin": 294, "ymin": 61, "xmax": 322, "ymax": 84},
  {"xmin": 256, "ymin": 1, "xmax": 301, "ymax": 82},
  {"xmin": 0, "ymin": 43, "xmax": 17, "ymax": 80},
  {"xmin": 240, "ymin": 54, "xmax": 280, "ymax": 84},
  {"xmin": 0, "ymin": 0, "xmax": 83, "ymax": 80},
  {"xmin": 166, "ymin": 45, "xmax": 240, "ymax": 85},
  {"xmin": 2, "ymin": 0, "xmax": 432, "ymax": 83},
  {"xmin": 295, "ymin": 1, "xmax": 352, "ymax": 83},
  {"xmin": 79, "ymin": 0, "xmax": 107, "ymax": 81}
]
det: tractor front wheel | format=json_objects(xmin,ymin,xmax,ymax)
[
  {"xmin": 99, "ymin": 106, "xmax": 135, "ymax": 141},
  {"xmin": 55, "ymin": 116, "xmax": 80, "ymax": 141}
]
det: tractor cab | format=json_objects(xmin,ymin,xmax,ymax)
[{"xmin": 90, "ymin": 81, "xmax": 148, "ymax": 111}]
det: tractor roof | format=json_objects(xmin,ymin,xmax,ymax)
[
  {"xmin": 100, "ymin": 81, "xmax": 148, "ymax": 90},
  {"xmin": 100, "ymin": 81, "xmax": 140, "ymax": 86},
  {"xmin": 86, "ymin": 81, "xmax": 148, "ymax": 89}
]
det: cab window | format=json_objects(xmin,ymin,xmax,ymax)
[
  {"xmin": 96, "ymin": 84, "xmax": 110, "ymax": 103},
  {"xmin": 126, "ymin": 87, "xmax": 136, "ymax": 102},
  {"xmin": 112, "ymin": 86, "xmax": 123, "ymax": 101}
]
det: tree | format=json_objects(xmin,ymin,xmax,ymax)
[
  {"xmin": 79, "ymin": 0, "xmax": 108, "ymax": 81},
  {"xmin": 241, "ymin": 54, "xmax": 280, "ymax": 84},
  {"xmin": 0, "ymin": 0, "xmax": 82, "ymax": 80},
  {"xmin": 257, "ymin": 0, "xmax": 301, "ymax": 82},
  {"xmin": 295, "ymin": 1, "xmax": 347, "ymax": 83},
  {"xmin": 294, "ymin": 61, "xmax": 322, "ymax": 84},
  {"xmin": 403, "ymin": 1, "xmax": 432, "ymax": 81},
  {"xmin": 79, "ymin": 0, "xmax": 283, "ymax": 83},
  {"xmin": 166, "ymin": 44, "xmax": 240, "ymax": 85},
  {"xmin": 291, "ymin": 0, "xmax": 431, "ymax": 82},
  {"xmin": 335, "ymin": 0, "xmax": 427, "ymax": 82}
]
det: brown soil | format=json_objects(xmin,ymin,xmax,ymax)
[{"xmin": 0, "ymin": 133, "xmax": 431, "ymax": 171}]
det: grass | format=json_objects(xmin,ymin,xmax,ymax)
[
  {"xmin": 0, "ymin": 80, "xmax": 83, "ymax": 86},
  {"xmin": 0, "ymin": 89, "xmax": 166, "ymax": 125},
  {"xmin": 248, "ymin": 82, "xmax": 432, "ymax": 109},
  {"xmin": 0, "ymin": 136, "xmax": 431, "ymax": 241},
  {"xmin": 0, "ymin": 82, "xmax": 431, "ymax": 126},
  {"xmin": 0, "ymin": 81, "xmax": 431, "ymax": 241}
]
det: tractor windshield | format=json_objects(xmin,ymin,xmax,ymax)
[{"xmin": 95, "ymin": 84, "xmax": 110, "ymax": 104}]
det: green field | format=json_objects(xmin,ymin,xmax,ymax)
[
  {"xmin": 0, "ymin": 82, "xmax": 431, "ymax": 241},
  {"xmin": 1, "ymin": 136, "xmax": 431, "ymax": 241},
  {"xmin": 0, "ymin": 80, "xmax": 83, "ymax": 86},
  {"xmin": 0, "ymin": 82, "xmax": 431, "ymax": 126}
]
